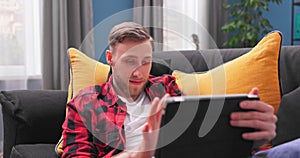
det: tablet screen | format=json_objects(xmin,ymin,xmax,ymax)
[{"xmin": 155, "ymin": 94, "xmax": 259, "ymax": 158}]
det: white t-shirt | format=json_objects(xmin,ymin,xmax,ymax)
[{"xmin": 118, "ymin": 92, "xmax": 151, "ymax": 151}]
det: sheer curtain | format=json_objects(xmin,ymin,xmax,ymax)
[
  {"xmin": 0, "ymin": 0, "xmax": 42, "ymax": 155},
  {"xmin": 0, "ymin": 0, "xmax": 95, "ymax": 91},
  {"xmin": 0, "ymin": 0, "xmax": 42, "ymax": 91},
  {"xmin": 41, "ymin": 0, "xmax": 94, "ymax": 90},
  {"xmin": 163, "ymin": 0, "xmax": 227, "ymax": 50}
]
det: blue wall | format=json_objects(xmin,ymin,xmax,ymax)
[
  {"xmin": 226, "ymin": 0, "xmax": 292, "ymax": 45},
  {"xmin": 264, "ymin": 1, "xmax": 292, "ymax": 45},
  {"xmin": 226, "ymin": 0, "xmax": 293, "ymax": 45},
  {"xmin": 93, "ymin": 0, "xmax": 133, "ymax": 62},
  {"xmin": 92, "ymin": 1, "xmax": 294, "ymax": 57}
]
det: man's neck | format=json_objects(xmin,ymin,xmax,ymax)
[{"xmin": 112, "ymin": 79, "xmax": 138, "ymax": 102}]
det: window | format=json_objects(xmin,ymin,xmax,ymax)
[
  {"xmin": 0, "ymin": 0, "xmax": 41, "ymax": 90},
  {"xmin": 163, "ymin": 0, "xmax": 211, "ymax": 51}
]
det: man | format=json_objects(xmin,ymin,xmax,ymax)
[{"xmin": 62, "ymin": 22, "xmax": 277, "ymax": 158}]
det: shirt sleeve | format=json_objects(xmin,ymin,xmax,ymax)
[
  {"xmin": 164, "ymin": 75, "xmax": 182, "ymax": 97},
  {"xmin": 62, "ymin": 98, "xmax": 99, "ymax": 158}
]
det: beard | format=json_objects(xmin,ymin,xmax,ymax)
[{"xmin": 112, "ymin": 73, "xmax": 147, "ymax": 101}]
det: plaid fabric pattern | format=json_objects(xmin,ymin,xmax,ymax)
[{"xmin": 62, "ymin": 75, "xmax": 181, "ymax": 158}]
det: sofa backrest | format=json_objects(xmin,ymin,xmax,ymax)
[
  {"xmin": 279, "ymin": 46, "xmax": 300, "ymax": 95},
  {"xmin": 273, "ymin": 46, "xmax": 300, "ymax": 145},
  {"xmin": 152, "ymin": 48, "xmax": 250, "ymax": 74},
  {"xmin": 152, "ymin": 46, "xmax": 300, "ymax": 96}
]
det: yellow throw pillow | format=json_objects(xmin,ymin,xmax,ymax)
[
  {"xmin": 56, "ymin": 48, "xmax": 111, "ymax": 155},
  {"xmin": 67, "ymin": 48, "xmax": 111, "ymax": 101},
  {"xmin": 172, "ymin": 31, "xmax": 282, "ymax": 113}
]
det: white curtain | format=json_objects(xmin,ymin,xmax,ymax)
[
  {"xmin": 0, "ymin": 0, "xmax": 42, "ymax": 90},
  {"xmin": 163, "ymin": 0, "xmax": 227, "ymax": 50}
]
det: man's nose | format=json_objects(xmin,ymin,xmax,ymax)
[{"xmin": 132, "ymin": 66, "xmax": 142, "ymax": 77}]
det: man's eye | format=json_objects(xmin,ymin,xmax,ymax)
[
  {"xmin": 126, "ymin": 59, "xmax": 137, "ymax": 65},
  {"xmin": 142, "ymin": 60, "xmax": 151, "ymax": 65}
]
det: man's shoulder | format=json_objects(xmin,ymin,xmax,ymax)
[
  {"xmin": 149, "ymin": 74, "xmax": 176, "ymax": 83},
  {"xmin": 67, "ymin": 82, "xmax": 113, "ymax": 110},
  {"xmin": 147, "ymin": 74, "xmax": 181, "ymax": 97},
  {"xmin": 72, "ymin": 82, "xmax": 110, "ymax": 101}
]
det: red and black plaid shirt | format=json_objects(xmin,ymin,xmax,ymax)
[{"xmin": 62, "ymin": 75, "xmax": 181, "ymax": 158}]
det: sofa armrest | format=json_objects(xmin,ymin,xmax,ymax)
[
  {"xmin": 10, "ymin": 144, "xmax": 59, "ymax": 158},
  {"xmin": 273, "ymin": 87, "xmax": 300, "ymax": 146},
  {"xmin": 0, "ymin": 90, "xmax": 67, "ymax": 158}
]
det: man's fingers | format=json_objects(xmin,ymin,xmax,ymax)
[
  {"xmin": 230, "ymin": 119, "xmax": 276, "ymax": 131},
  {"xmin": 242, "ymin": 131, "xmax": 276, "ymax": 141},
  {"xmin": 156, "ymin": 94, "xmax": 169, "ymax": 119},
  {"xmin": 147, "ymin": 97, "xmax": 159, "ymax": 131},
  {"xmin": 249, "ymin": 87, "xmax": 259, "ymax": 95},
  {"xmin": 147, "ymin": 94, "xmax": 170, "ymax": 131},
  {"xmin": 149, "ymin": 94, "xmax": 169, "ymax": 119},
  {"xmin": 159, "ymin": 93, "xmax": 170, "ymax": 109},
  {"xmin": 231, "ymin": 111, "xmax": 277, "ymax": 122},
  {"xmin": 143, "ymin": 124, "xmax": 149, "ymax": 133},
  {"xmin": 150, "ymin": 97, "xmax": 160, "ymax": 116},
  {"xmin": 239, "ymin": 100, "xmax": 275, "ymax": 113}
]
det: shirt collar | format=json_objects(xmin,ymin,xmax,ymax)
[{"xmin": 103, "ymin": 76, "xmax": 124, "ymax": 108}]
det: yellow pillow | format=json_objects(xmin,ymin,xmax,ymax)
[
  {"xmin": 67, "ymin": 48, "xmax": 111, "ymax": 101},
  {"xmin": 56, "ymin": 48, "xmax": 111, "ymax": 155},
  {"xmin": 172, "ymin": 31, "xmax": 282, "ymax": 113}
]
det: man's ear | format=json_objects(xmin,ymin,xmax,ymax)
[{"xmin": 106, "ymin": 50, "xmax": 113, "ymax": 66}]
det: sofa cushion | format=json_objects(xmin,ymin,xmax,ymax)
[
  {"xmin": 272, "ymin": 86, "xmax": 300, "ymax": 146},
  {"xmin": 10, "ymin": 144, "xmax": 59, "ymax": 158},
  {"xmin": 172, "ymin": 31, "xmax": 282, "ymax": 113},
  {"xmin": 0, "ymin": 90, "xmax": 67, "ymax": 158}
]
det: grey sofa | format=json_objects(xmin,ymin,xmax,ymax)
[{"xmin": 1, "ymin": 46, "xmax": 300, "ymax": 158}]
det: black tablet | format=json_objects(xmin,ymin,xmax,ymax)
[{"xmin": 155, "ymin": 94, "xmax": 259, "ymax": 158}]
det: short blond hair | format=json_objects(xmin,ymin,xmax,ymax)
[{"xmin": 108, "ymin": 22, "xmax": 153, "ymax": 51}]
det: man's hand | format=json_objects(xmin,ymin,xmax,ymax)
[
  {"xmin": 230, "ymin": 88, "xmax": 277, "ymax": 147},
  {"xmin": 113, "ymin": 94, "xmax": 169, "ymax": 158},
  {"xmin": 136, "ymin": 93, "xmax": 169, "ymax": 158}
]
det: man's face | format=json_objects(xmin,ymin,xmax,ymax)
[{"xmin": 107, "ymin": 39, "xmax": 152, "ymax": 100}]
